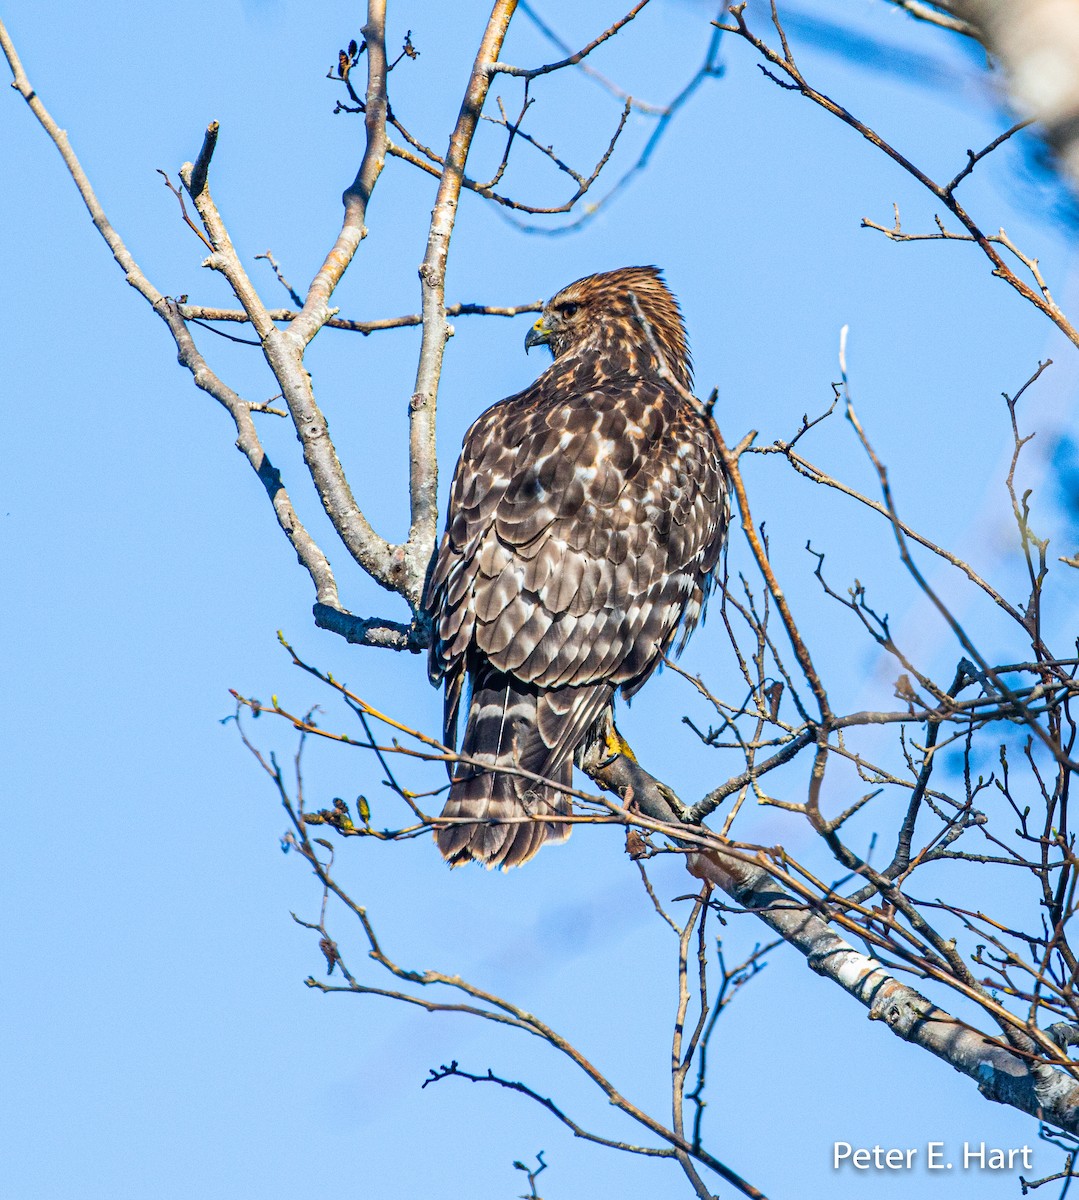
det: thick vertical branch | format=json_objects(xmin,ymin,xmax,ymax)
[
  {"xmin": 270, "ymin": 1, "xmax": 400, "ymax": 590},
  {"xmin": 180, "ymin": 130, "xmax": 276, "ymax": 343},
  {"xmin": 404, "ymin": 0, "xmax": 520, "ymax": 606},
  {"xmin": 2, "ymin": 13, "xmax": 415, "ymax": 636},
  {"xmin": 178, "ymin": 147, "xmax": 402, "ymax": 597},
  {"xmin": 291, "ymin": 0, "xmax": 389, "ymax": 348},
  {"xmin": 177, "ymin": 4, "xmax": 405, "ymax": 600}
]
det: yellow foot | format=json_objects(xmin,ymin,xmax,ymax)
[{"xmin": 605, "ymin": 723, "xmax": 638, "ymax": 763}]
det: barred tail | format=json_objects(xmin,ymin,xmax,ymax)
[{"xmin": 437, "ymin": 669, "xmax": 615, "ymax": 870}]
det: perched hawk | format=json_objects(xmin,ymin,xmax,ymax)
[{"xmin": 424, "ymin": 266, "xmax": 728, "ymax": 868}]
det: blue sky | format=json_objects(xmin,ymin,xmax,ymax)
[{"xmin": 4, "ymin": 2, "xmax": 1079, "ymax": 1197}]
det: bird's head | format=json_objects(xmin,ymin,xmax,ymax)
[{"xmin": 524, "ymin": 265, "xmax": 692, "ymax": 389}]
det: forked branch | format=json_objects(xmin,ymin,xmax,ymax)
[{"xmin": 718, "ymin": 3, "xmax": 1079, "ymax": 349}]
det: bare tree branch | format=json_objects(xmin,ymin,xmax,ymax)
[
  {"xmin": 489, "ymin": 1, "xmax": 651, "ymax": 79},
  {"xmin": 404, "ymin": 0, "xmax": 521, "ymax": 606},
  {"xmin": 895, "ymin": 0, "xmax": 1079, "ymax": 191},
  {"xmin": 176, "ymin": 299, "xmax": 543, "ymax": 335},
  {"xmin": 719, "ymin": 3, "xmax": 1079, "ymax": 348}
]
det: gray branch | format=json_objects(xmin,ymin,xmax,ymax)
[
  {"xmin": 576, "ymin": 728, "xmax": 1079, "ymax": 1135},
  {"xmin": 403, "ymin": 0, "xmax": 521, "ymax": 607},
  {"xmin": 688, "ymin": 847, "xmax": 1079, "ymax": 1130}
]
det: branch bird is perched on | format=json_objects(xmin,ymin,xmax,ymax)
[{"xmin": 424, "ymin": 266, "xmax": 728, "ymax": 868}]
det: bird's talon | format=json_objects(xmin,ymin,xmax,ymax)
[{"xmin": 605, "ymin": 725, "xmax": 638, "ymax": 763}]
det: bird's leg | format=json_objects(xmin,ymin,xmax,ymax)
[
  {"xmin": 576, "ymin": 707, "xmax": 691, "ymax": 825},
  {"xmin": 603, "ymin": 720, "xmax": 638, "ymax": 764}
]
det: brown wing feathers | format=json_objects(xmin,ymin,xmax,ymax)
[{"xmin": 424, "ymin": 267, "xmax": 727, "ymax": 868}]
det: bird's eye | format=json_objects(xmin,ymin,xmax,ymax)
[{"xmin": 556, "ymin": 302, "xmax": 579, "ymax": 318}]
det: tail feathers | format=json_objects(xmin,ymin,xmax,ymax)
[
  {"xmin": 438, "ymin": 670, "xmax": 601, "ymax": 869},
  {"xmin": 437, "ymin": 754, "xmax": 572, "ymax": 870}
]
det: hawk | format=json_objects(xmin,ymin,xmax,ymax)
[{"xmin": 423, "ymin": 266, "xmax": 728, "ymax": 868}]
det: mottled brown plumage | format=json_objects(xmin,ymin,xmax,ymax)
[{"xmin": 424, "ymin": 266, "xmax": 728, "ymax": 868}]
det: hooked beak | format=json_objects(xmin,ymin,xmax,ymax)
[{"xmin": 524, "ymin": 318, "xmax": 551, "ymax": 354}]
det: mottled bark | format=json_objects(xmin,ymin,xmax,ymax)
[{"xmin": 577, "ymin": 728, "xmax": 1079, "ymax": 1136}]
